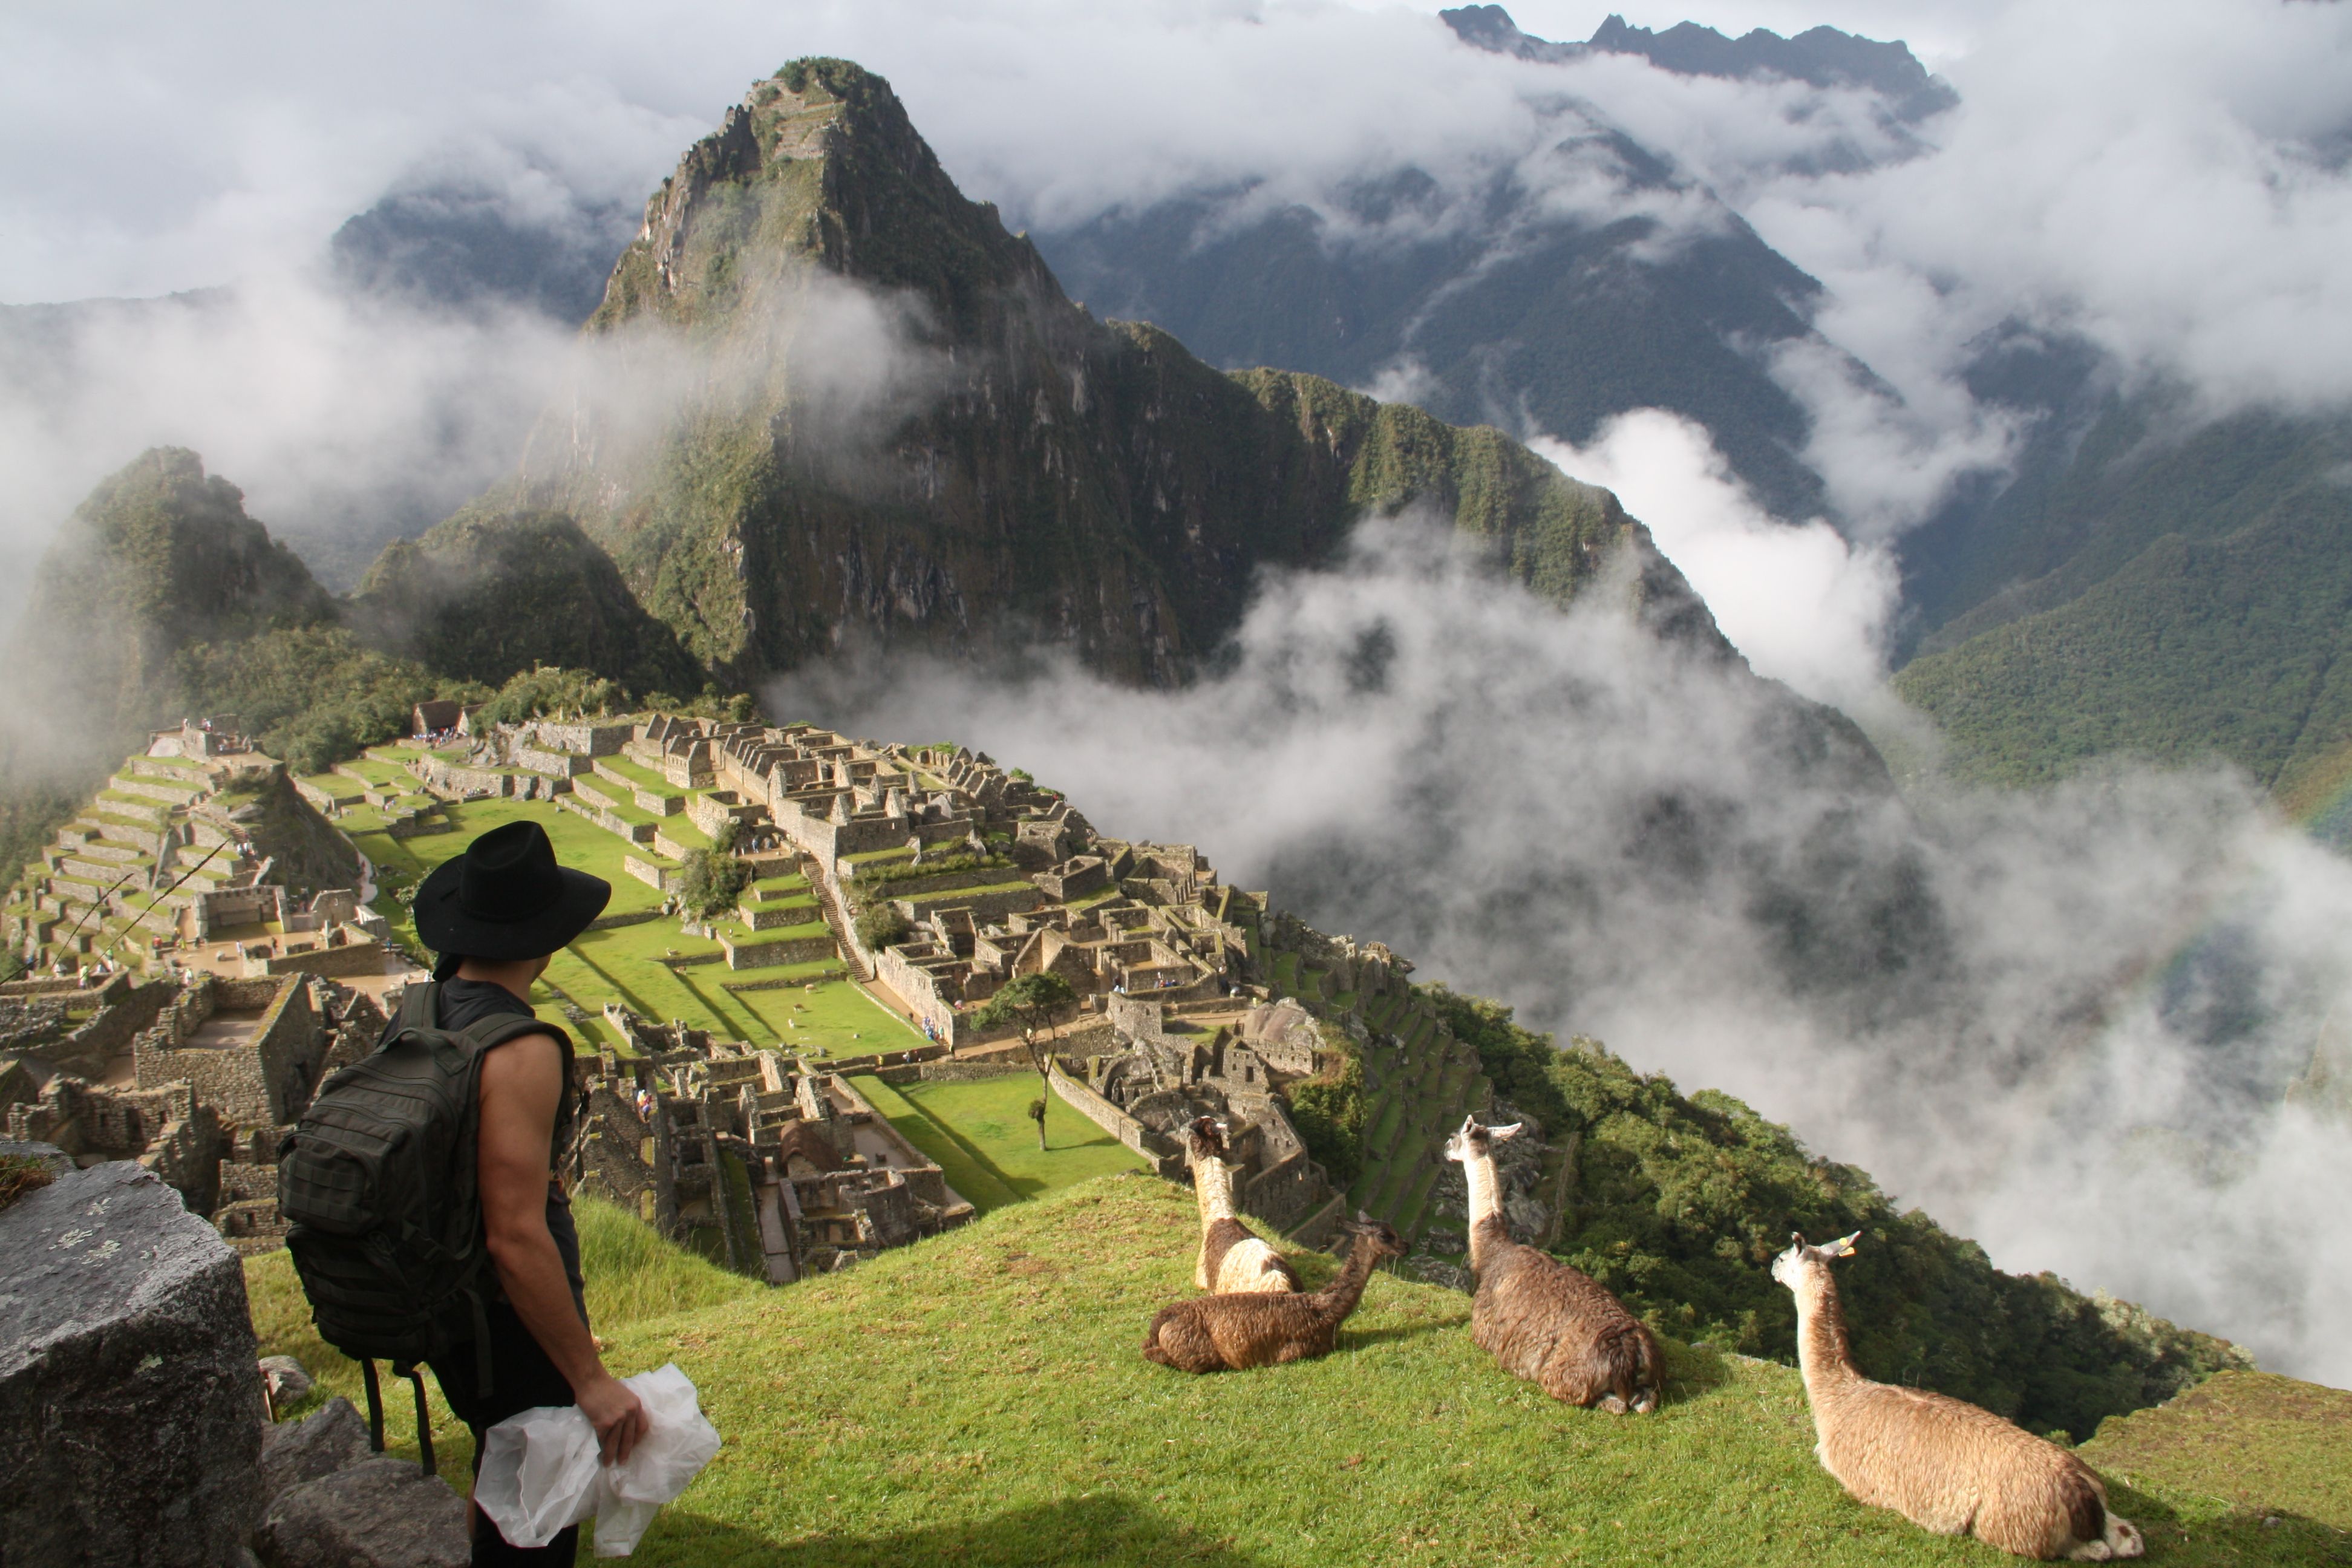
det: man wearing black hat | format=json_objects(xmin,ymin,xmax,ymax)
[{"xmin": 413, "ymin": 820, "xmax": 648, "ymax": 1565}]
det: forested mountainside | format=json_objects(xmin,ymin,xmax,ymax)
[{"xmin": 1893, "ymin": 380, "xmax": 2352, "ymax": 800}]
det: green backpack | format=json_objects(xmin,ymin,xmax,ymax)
[{"xmin": 278, "ymin": 981, "xmax": 567, "ymax": 1470}]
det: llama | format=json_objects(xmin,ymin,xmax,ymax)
[
  {"xmin": 1184, "ymin": 1117, "xmax": 1299, "ymax": 1295},
  {"xmin": 1445, "ymin": 1116, "xmax": 1661, "ymax": 1413},
  {"xmin": 1773, "ymin": 1233, "xmax": 2145, "ymax": 1560},
  {"xmin": 1142, "ymin": 1214, "xmax": 1403, "ymax": 1372}
]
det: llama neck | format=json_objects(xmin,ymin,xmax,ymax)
[
  {"xmin": 1792, "ymin": 1274, "xmax": 1860, "ymax": 1399},
  {"xmin": 1313, "ymin": 1240, "xmax": 1383, "ymax": 1322},
  {"xmin": 1194, "ymin": 1156, "xmax": 1238, "ymax": 1225},
  {"xmin": 1463, "ymin": 1150, "xmax": 1505, "ymax": 1268}
]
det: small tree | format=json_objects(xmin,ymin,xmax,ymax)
[
  {"xmin": 1027, "ymin": 1096, "xmax": 1048, "ymax": 1151},
  {"xmin": 973, "ymin": 972, "xmax": 1078, "ymax": 1077}
]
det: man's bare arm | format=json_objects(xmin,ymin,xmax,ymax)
[{"xmin": 477, "ymin": 1033, "xmax": 648, "ymax": 1463}]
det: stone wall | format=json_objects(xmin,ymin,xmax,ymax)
[
  {"xmin": 134, "ymin": 975, "xmax": 316, "ymax": 1128},
  {"xmin": 1047, "ymin": 1064, "xmax": 1183, "ymax": 1178},
  {"xmin": 534, "ymin": 720, "xmax": 633, "ymax": 756},
  {"xmin": 873, "ymin": 946, "xmax": 967, "ymax": 1045}
]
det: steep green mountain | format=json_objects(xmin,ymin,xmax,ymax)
[
  {"xmin": 8, "ymin": 448, "xmax": 336, "ymax": 739},
  {"xmin": 1892, "ymin": 396, "xmax": 2352, "ymax": 799},
  {"xmin": 484, "ymin": 58, "xmax": 1711, "ymax": 687},
  {"xmin": 348, "ymin": 508, "xmax": 703, "ymax": 694}
]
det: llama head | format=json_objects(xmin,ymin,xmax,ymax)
[
  {"xmin": 1442, "ymin": 1116, "xmax": 1524, "ymax": 1164},
  {"xmin": 1184, "ymin": 1116, "xmax": 1227, "ymax": 1165},
  {"xmin": 1341, "ymin": 1211, "xmax": 1407, "ymax": 1263},
  {"xmin": 1770, "ymin": 1231, "xmax": 1861, "ymax": 1289}
]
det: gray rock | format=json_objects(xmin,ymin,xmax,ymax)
[
  {"xmin": 1420, "ymin": 1227, "xmax": 1468, "ymax": 1256},
  {"xmin": 261, "ymin": 1396, "xmax": 371, "ymax": 1501},
  {"xmin": 0, "ymin": 1159, "xmax": 267, "ymax": 1567},
  {"xmin": 1504, "ymin": 1191, "xmax": 1551, "ymax": 1243},
  {"xmin": 0, "ymin": 1135, "xmax": 73, "ymax": 1178},
  {"xmin": 256, "ymin": 1456, "xmax": 469, "ymax": 1568},
  {"xmin": 259, "ymin": 1354, "xmax": 314, "ymax": 1410},
  {"xmin": 1400, "ymin": 1255, "xmax": 1474, "ymax": 1293}
]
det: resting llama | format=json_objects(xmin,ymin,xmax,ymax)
[
  {"xmin": 1445, "ymin": 1116, "xmax": 1661, "ymax": 1413},
  {"xmin": 1142, "ymin": 1214, "xmax": 1403, "ymax": 1372},
  {"xmin": 1773, "ymin": 1233, "xmax": 2144, "ymax": 1560},
  {"xmin": 1184, "ymin": 1117, "xmax": 1299, "ymax": 1295}
]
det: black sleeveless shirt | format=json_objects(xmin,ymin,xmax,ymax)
[{"xmin": 437, "ymin": 978, "xmax": 587, "ymax": 1321}]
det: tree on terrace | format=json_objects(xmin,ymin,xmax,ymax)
[{"xmin": 974, "ymin": 972, "xmax": 1079, "ymax": 1079}]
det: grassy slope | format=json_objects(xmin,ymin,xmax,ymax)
[{"xmin": 249, "ymin": 1179, "xmax": 2349, "ymax": 1567}]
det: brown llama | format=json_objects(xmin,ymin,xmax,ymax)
[
  {"xmin": 1185, "ymin": 1117, "xmax": 1300, "ymax": 1295},
  {"xmin": 1774, "ymin": 1233, "xmax": 2145, "ymax": 1560},
  {"xmin": 1445, "ymin": 1116, "xmax": 1661, "ymax": 1413},
  {"xmin": 1142, "ymin": 1214, "xmax": 1403, "ymax": 1372}
]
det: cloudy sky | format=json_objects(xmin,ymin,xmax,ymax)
[{"xmin": 4, "ymin": 0, "xmax": 2347, "ymax": 705}]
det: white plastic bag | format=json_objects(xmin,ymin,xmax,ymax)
[{"xmin": 474, "ymin": 1364, "xmax": 724, "ymax": 1557}]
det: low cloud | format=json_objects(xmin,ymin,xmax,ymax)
[
  {"xmin": 1532, "ymin": 409, "xmax": 1898, "ymax": 707},
  {"xmin": 776, "ymin": 515, "xmax": 2352, "ymax": 1387}
]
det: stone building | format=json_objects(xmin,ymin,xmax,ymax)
[
  {"xmin": 1068, "ymin": 995, "xmax": 1348, "ymax": 1246},
  {"xmin": 0, "ymin": 969, "xmax": 384, "ymax": 1252},
  {"xmin": 565, "ymin": 1008, "xmax": 975, "ymax": 1282}
]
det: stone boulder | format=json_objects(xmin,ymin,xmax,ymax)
[
  {"xmin": 255, "ymin": 1457, "xmax": 469, "ymax": 1568},
  {"xmin": 259, "ymin": 1354, "xmax": 314, "ymax": 1411},
  {"xmin": 261, "ymin": 1396, "xmax": 371, "ymax": 1501},
  {"xmin": 0, "ymin": 1158, "xmax": 267, "ymax": 1567}
]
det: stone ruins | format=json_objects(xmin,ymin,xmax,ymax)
[{"xmin": 4, "ymin": 705, "xmax": 1518, "ymax": 1281}]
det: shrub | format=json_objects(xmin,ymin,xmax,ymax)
[
  {"xmin": 676, "ymin": 848, "xmax": 750, "ymax": 921},
  {"xmin": 855, "ymin": 903, "xmax": 912, "ymax": 950},
  {"xmin": 1285, "ymin": 1051, "xmax": 1365, "ymax": 1187}
]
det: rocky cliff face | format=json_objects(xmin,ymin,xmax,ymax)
[{"xmin": 497, "ymin": 59, "xmax": 1716, "ymax": 688}]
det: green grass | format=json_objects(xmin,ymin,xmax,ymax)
[
  {"xmin": 851, "ymin": 1073, "xmax": 1148, "ymax": 1214},
  {"xmin": 2079, "ymin": 1372, "xmax": 2352, "ymax": 1538},
  {"xmin": 241, "ymin": 1176, "xmax": 2346, "ymax": 1566},
  {"xmin": 727, "ymin": 976, "xmax": 899, "ymax": 1054},
  {"xmin": 593, "ymin": 754, "xmax": 682, "ymax": 792}
]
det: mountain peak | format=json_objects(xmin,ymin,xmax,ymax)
[
  {"xmin": 590, "ymin": 58, "xmax": 1050, "ymax": 335},
  {"xmin": 1442, "ymin": 7, "xmax": 1956, "ymax": 122}
]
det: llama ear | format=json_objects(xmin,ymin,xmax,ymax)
[
  {"xmin": 1354, "ymin": 1209, "xmax": 1373, "ymax": 1224},
  {"xmin": 1829, "ymin": 1231, "xmax": 1861, "ymax": 1257},
  {"xmin": 1489, "ymin": 1122, "xmax": 1524, "ymax": 1143}
]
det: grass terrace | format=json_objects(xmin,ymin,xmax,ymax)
[{"xmin": 850, "ymin": 1073, "xmax": 1150, "ymax": 1213}]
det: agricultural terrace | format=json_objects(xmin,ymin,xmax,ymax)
[{"xmin": 348, "ymin": 794, "xmax": 919, "ymax": 1059}]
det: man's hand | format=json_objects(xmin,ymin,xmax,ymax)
[{"xmin": 577, "ymin": 1372, "xmax": 651, "ymax": 1466}]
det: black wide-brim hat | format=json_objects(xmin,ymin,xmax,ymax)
[{"xmin": 413, "ymin": 820, "xmax": 612, "ymax": 961}]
